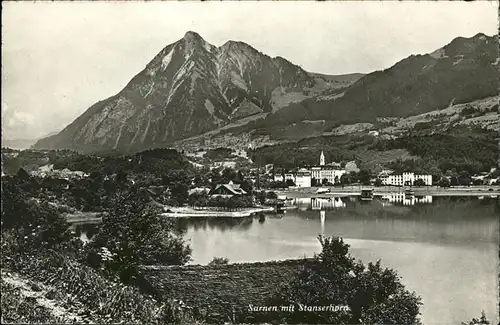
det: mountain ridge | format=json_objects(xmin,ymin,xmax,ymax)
[
  {"xmin": 33, "ymin": 32, "xmax": 497, "ymax": 153},
  {"xmin": 35, "ymin": 31, "xmax": 355, "ymax": 153}
]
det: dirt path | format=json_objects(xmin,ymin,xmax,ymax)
[{"xmin": 2, "ymin": 270, "xmax": 84, "ymax": 323}]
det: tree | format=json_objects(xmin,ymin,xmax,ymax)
[
  {"xmin": 358, "ymin": 170, "xmax": 372, "ymax": 186},
  {"xmin": 266, "ymin": 191, "xmax": 278, "ymax": 199},
  {"xmin": 286, "ymin": 179, "xmax": 296, "ymax": 187},
  {"xmin": 1, "ymin": 181, "xmax": 79, "ymax": 254},
  {"xmin": 192, "ymin": 174, "xmax": 205, "ymax": 188},
  {"xmin": 413, "ymin": 179, "xmax": 425, "ymax": 187},
  {"xmin": 170, "ymin": 182, "xmax": 189, "ymax": 206},
  {"xmin": 266, "ymin": 236, "xmax": 422, "ymax": 325},
  {"xmin": 461, "ymin": 311, "xmax": 490, "ymax": 325},
  {"xmin": 85, "ymin": 188, "xmax": 192, "ymax": 284},
  {"xmin": 340, "ymin": 174, "xmax": 350, "ymax": 186},
  {"xmin": 322, "ymin": 178, "xmax": 329, "ymax": 186},
  {"xmin": 115, "ymin": 170, "xmax": 128, "ymax": 184},
  {"xmin": 256, "ymin": 191, "xmax": 267, "ymax": 205},
  {"xmin": 473, "ymin": 178, "xmax": 484, "ymax": 186},
  {"xmin": 374, "ymin": 178, "xmax": 383, "ymax": 187},
  {"xmin": 188, "ymin": 191, "xmax": 209, "ymax": 207},
  {"xmin": 208, "ymin": 257, "xmax": 229, "ymax": 266},
  {"xmin": 458, "ymin": 171, "xmax": 471, "ymax": 186},
  {"xmin": 438, "ymin": 177, "xmax": 451, "ymax": 188},
  {"xmin": 16, "ymin": 168, "xmax": 30, "ymax": 181},
  {"xmin": 311, "ymin": 177, "xmax": 319, "ymax": 187},
  {"xmin": 240, "ymin": 179, "xmax": 253, "ymax": 194},
  {"xmin": 429, "ymin": 166, "xmax": 442, "ymax": 184}
]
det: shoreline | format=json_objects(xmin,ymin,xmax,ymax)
[
  {"xmin": 274, "ymin": 185, "xmax": 500, "ymax": 198},
  {"xmin": 161, "ymin": 206, "xmax": 274, "ymax": 218}
]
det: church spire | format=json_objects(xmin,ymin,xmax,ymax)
[{"xmin": 320, "ymin": 150, "xmax": 325, "ymax": 166}]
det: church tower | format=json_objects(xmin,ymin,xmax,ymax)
[{"xmin": 320, "ymin": 151, "xmax": 325, "ymax": 166}]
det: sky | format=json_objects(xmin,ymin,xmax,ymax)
[{"xmin": 2, "ymin": 1, "xmax": 498, "ymax": 140}]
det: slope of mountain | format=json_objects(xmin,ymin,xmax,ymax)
[
  {"xmin": 35, "ymin": 31, "xmax": 359, "ymax": 153},
  {"xmin": 264, "ymin": 33, "xmax": 499, "ymax": 126}
]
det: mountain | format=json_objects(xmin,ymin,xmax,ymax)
[
  {"xmin": 264, "ymin": 33, "xmax": 499, "ymax": 126},
  {"xmin": 35, "ymin": 32, "xmax": 495, "ymax": 153},
  {"xmin": 34, "ymin": 31, "xmax": 360, "ymax": 153},
  {"xmin": 2, "ymin": 131, "xmax": 59, "ymax": 150},
  {"xmin": 169, "ymin": 33, "xmax": 498, "ymax": 151}
]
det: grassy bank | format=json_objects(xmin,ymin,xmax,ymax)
[{"xmin": 1, "ymin": 250, "xmax": 197, "ymax": 324}]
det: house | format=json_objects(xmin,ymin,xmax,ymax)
[
  {"xmin": 273, "ymin": 174, "xmax": 284, "ymax": 182},
  {"xmin": 284, "ymin": 173, "xmax": 295, "ymax": 181},
  {"xmin": 211, "ymin": 161, "xmax": 237, "ymax": 170},
  {"xmin": 310, "ymin": 151, "xmax": 346, "ymax": 184},
  {"xmin": 379, "ymin": 172, "xmax": 432, "ymax": 186},
  {"xmin": 295, "ymin": 168, "xmax": 311, "ymax": 188},
  {"xmin": 209, "ymin": 181, "xmax": 247, "ymax": 198}
]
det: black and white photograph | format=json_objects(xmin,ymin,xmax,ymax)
[{"xmin": 1, "ymin": 1, "xmax": 499, "ymax": 324}]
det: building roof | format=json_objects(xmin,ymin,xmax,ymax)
[
  {"xmin": 209, "ymin": 183, "xmax": 247, "ymax": 196},
  {"xmin": 138, "ymin": 258, "xmax": 315, "ymax": 323}
]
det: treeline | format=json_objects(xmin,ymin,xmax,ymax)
[
  {"xmin": 51, "ymin": 148, "xmax": 192, "ymax": 175},
  {"xmin": 250, "ymin": 134, "xmax": 365, "ymax": 169},
  {"xmin": 373, "ymin": 131, "xmax": 498, "ymax": 174}
]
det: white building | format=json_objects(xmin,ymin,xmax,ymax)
[
  {"xmin": 311, "ymin": 166, "xmax": 346, "ymax": 185},
  {"xmin": 379, "ymin": 172, "xmax": 432, "ymax": 186},
  {"xmin": 284, "ymin": 173, "xmax": 294, "ymax": 181},
  {"xmin": 309, "ymin": 151, "xmax": 346, "ymax": 185},
  {"xmin": 295, "ymin": 168, "xmax": 311, "ymax": 188},
  {"xmin": 273, "ymin": 174, "xmax": 284, "ymax": 182}
]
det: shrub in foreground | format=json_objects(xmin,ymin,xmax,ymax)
[
  {"xmin": 265, "ymin": 236, "xmax": 422, "ymax": 324},
  {"xmin": 85, "ymin": 188, "xmax": 192, "ymax": 284}
]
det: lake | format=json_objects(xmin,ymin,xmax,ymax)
[{"xmin": 181, "ymin": 196, "xmax": 499, "ymax": 325}]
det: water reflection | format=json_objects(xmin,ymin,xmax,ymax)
[
  {"xmin": 320, "ymin": 210, "xmax": 325, "ymax": 235},
  {"xmin": 176, "ymin": 216, "xmax": 255, "ymax": 233},
  {"xmin": 379, "ymin": 193, "xmax": 433, "ymax": 205},
  {"xmin": 183, "ymin": 197, "xmax": 499, "ymax": 324}
]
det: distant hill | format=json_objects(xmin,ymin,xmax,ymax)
[
  {"xmin": 2, "ymin": 132, "xmax": 59, "ymax": 150},
  {"xmin": 262, "ymin": 33, "xmax": 499, "ymax": 127}
]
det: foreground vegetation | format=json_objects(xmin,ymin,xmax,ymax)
[{"xmin": 1, "ymin": 147, "xmax": 495, "ymax": 324}]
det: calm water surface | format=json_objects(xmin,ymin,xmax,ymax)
[{"xmin": 182, "ymin": 196, "xmax": 499, "ymax": 324}]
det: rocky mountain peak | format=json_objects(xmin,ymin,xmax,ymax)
[
  {"xmin": 183, "ymin": 30, "xmax": 204, "ymax": 42},
  {"xmin": 33, "ymin": 31, "xmax": 324, "ymax": 153}
]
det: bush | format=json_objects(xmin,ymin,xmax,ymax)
[
  {"xmin": 461, "ymin": 311, "xmax": 490, "ymax": 325},
  {"xmin": 206, "ymin": 195, "xmax": 254, "ymax": 209},
  {"xmin": 1, "ymin": 278, "xmax": 60, "ymax": 324},
  {"xmin": 1, "ymin": 181, "xmax": 81, "ymax": 255},
  {"xmin": 4, "ymin": 250, "xmax": 198, "ymax": 324},
  {"xmin": 208, "ymin": 257, "xmax": 229, "ymax": 266},
  {"xmin": 85, "ymin": 188, "xmax": 192, "ymax": 284},
  {"xmin": 438, "ymin": 177, "xmax": 451, "ymax": 188},
  {"xmin": 265, "ymin": 236, "xmax": 422, "ymax": 324},
  {"xmin": 413, "ymin": 179, "xmax": 426, "ymax": 187}
]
